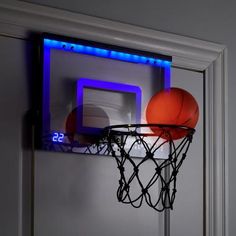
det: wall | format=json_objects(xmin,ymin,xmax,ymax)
[
  {"xmin": 26, "ymin": 0, "xmax": 235, "ymax": 233},
  {"xmin": 0, "ymin": 0, "xmax": 233, "ymax": 235}
]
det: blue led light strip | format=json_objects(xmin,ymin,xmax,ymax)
[
  {"xmin": 76, "ymin": 78, "xmax": 142, "ymax": 135},
  {"xmin": 44, "ymin": 39, "xmax": 171, "ymax": 68}
]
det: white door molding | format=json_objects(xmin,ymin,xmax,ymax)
[{"xmin": 0, "ymin": 1, "xmax": 228, "ymax": 236}]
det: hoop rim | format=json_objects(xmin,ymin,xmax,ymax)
[{"xmin": 103, "ymin": 123, "xmax": 195, "ymax": 137}]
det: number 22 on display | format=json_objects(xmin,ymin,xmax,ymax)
[{"xmin": 52, "ymin": 132, "xmax": 64, "ymax": 142}]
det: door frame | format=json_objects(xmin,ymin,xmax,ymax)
[{"xmin": 0, "ymin": 1, "xmax": 228, "ymax": 236}]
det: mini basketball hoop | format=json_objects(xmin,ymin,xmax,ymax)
[{"xmin": 103, "ymin": 124, "xmax": 195, "ymax": 212}]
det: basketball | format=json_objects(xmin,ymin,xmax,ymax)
[
  {"xmin": 65, "ymin": 107, "xmax": 99, "ymax": 146},
  {"xmin": 145, "ymin": 87, "xmax": 199, "ymax": 140},
  {"xmin": 65, "ymin": 107, "xmax": 77, "ymax": 143}
]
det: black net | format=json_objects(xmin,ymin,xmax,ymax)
[{"xmin": 103, "ymin": 124, "xmax": 195, "ymax": 212}]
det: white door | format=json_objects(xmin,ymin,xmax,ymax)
[{"xmin": 35, "ymin": 67, "xmax": 204, "ymax": 236}]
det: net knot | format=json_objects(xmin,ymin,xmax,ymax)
[
  {"xmin": 155, "ymin": 166, "xmax": 162, "ymax": 175},
  {"xmin": 142, "ymin": 188, "xmax": 148, "ymax": 194},
  {"xmin": 124, "ymin": 184, "xmax": 130, "ymax": 191},
  {"xmin": 188, "ymin": 134, "xmax": 193, "ymax": 142},
  {"xmin": 146, "ymin": 151, "xmax": 154, "ymax": 158},
  {"xmin": 125, "ymin": 153, "xmax": 130, "ymax": 159},
  {"xmin": 130, "ymin": 130, "xmax": 136, "ymax": 135},
  {"xmin": 133, "ymin": 166, "xmax": 139, "ymax": 173},
  {"xmin": 118, "ymin": 165, "xmax": 125, "ymax": 172},
  {"xmin": 172, "ymin": 169, "xmax": 178, "ymax": 176},
  {"xmin": 162, "ymin": 186, "xmax": 169, "ymax": 192},
  {"xmin": 120, "ymin": 149, "xmax": 125, "ymax": 156}
]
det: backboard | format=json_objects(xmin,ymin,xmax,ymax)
[{"xmin": 38, "ymin": 33, "xmax": 172, "ymax": 156}]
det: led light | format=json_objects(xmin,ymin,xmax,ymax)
[
  {"xmin": 148, "ymin": 58, "xmax": 155, "ymax": 65},
  {"xmin": 52, "ymin": 132, "xmax": 64, "ymax": 142},
  {"xmin": 61, "ymin": 42, "xmax": 69, "ymax": 49},
  {"xmin": 118, "ymin": 52, "xmax": 125, "ymax": 59},
  {"xmin": 132, "ymin": 55, "xmax": 140, "ymax": 62},
  {"xmin": 110, "ymin": 51, "xmax": 117, "ymax": 58},
  {"xmin": 85, "ymin": 46, "xmax": 94, "ymax": 54},
  {"xmin": 44, "ymin": 39, "xmax": 51, "ymax": 46},
  {"xmin": 43, "ymin": 38, "xmax": 171, "ymax": 67},
  {"xmin": 95, "ymin": 48, "xmax": 102, "ymax": 54},
  {"xmin": 70, "ymin": 44, "xmax": 75, "ymax": 50},
  {"xmin": 101, "ymin": 49, "xmax": 109, "ymax": 56},
  {"xmin": 50, "ymin": 40, "xmax": 56, "ymax": 45},
  {"xmin": 140, "ymin": 56, "xmax": 147, "ymax": 63},
  {"xmin": 157, "ymin": 59, "xmax": 162, "ymax": 65},
  {"xmin": 122, "ymin": 53, "xmax": 130, "ymax": 60},
  {"xmin": 164, "ymin": 60, "xmax": 171, "ymax": 66},
  {"xmin": 76, "ymin": 78, "xmax": 142, "ymax": 135},
  {"xmin": 76, "ymin": 45, "xmax": 85, "ymax": 52}
]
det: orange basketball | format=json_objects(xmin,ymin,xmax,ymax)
[
  {"xmin": 65, "ymin": 107, "xmax": 95, "ymax": 145},
  {"xmin": 146, "ymin": 87, "xmax": 199, "ymax": 140},
  {"xmin": 65, "ymin": 107, "xmax": 77, "ymax": 143}
]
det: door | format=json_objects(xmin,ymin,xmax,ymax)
[
  {"xmin": 34, "ymin": 67, "xmax": 204, "ymax": 236},
  {"xmin": 170, "ymin": 67, "xmax": 204, "ymax": 236}
]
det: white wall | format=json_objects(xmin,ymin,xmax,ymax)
[{"xmin": 27, "ymin": 0, "xmax": 235, "ymax": 233}]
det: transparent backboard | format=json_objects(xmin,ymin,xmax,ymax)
[{"xmin": 39, "ymin": 33, "xmax": 172, "ymax": 158}]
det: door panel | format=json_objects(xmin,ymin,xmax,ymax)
[
  {"xmin": 170, "ymin": 68, "xmax": 204, "ymax": 236},
  {"xmin": 35, "ymin": 68, "xmax": 204, "ymax": 236},
  {"xmin": 35, "ymin": 152, "xmax": 164, "ymax": 236}
]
